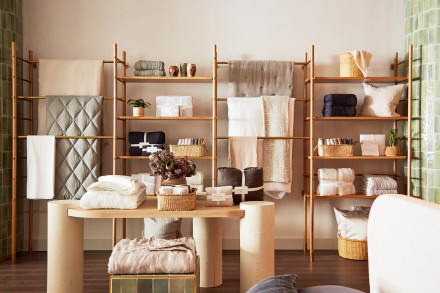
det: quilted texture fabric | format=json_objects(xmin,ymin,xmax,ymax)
[{"xmin": 46, "ymin": 96, "xmax": 103, "ymax": 200}]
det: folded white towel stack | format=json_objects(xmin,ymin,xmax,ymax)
[
  {"xmin": 80, "ymin": 175, "xmax": 146, "ymax": 209},
  {"xmin": 317, "ymin": 168, "xmax": 356, "ymax": 196},
  {"xmin": 186, "ymin": 171, "xmax": 204, "ymax": 192},
  {"xmin": 362, "ymin": 175, "xmax": 398, "ymax": 196}
]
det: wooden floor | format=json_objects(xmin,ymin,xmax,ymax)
[{"xmin": 0, "ymin": 250, "xmax": 369, "ymax": 292}]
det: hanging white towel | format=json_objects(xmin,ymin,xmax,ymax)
[
  {"xmin": 38, "ymin": 59, "xmax": 104, "ymax": 134},
  {"xmin": 349, "ymin": 50, "xmax": 373, "ymax": 77},
  {"xmin": 227, "ymin": 97, "xmax": 265, "ymax": 137},
  {"xmin": 26, "ymin": 135, "xmax": 56, "ymax": 199}
]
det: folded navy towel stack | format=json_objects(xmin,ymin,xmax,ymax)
[
  {"xmin": 322, "ymin": 94, "xmax": 357, "ymax": 117},
  {"xmin": 134, "ymin": 60, "xmax": 166, "ymax": 77},
  {"xmin": 129, "ymin": 131, "xmax": 166, "ymax": 156}
]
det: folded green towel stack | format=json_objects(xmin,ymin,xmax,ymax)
[
  {"xmin": 134, "ymin": 60, "xmax": 165, "ymax": 71},
  {"xmin": 134, "ymin": 70, "xmax": 166, "ymax": 77}
]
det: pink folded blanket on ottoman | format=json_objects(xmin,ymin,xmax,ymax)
[{"xmin": 108, "ymin": 237, "xmax": 197, "ymax": 274}]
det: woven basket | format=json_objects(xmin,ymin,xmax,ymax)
[
  {"xmin": 337, "ymin": 233, "xmax": 368, "ymax": 260},
  {"xmin": 317, "ymin": 145, "xmax": 354, "ymax": 157},
  {"xmin": 157, "ymin": 188, "xmax": 197, "ymax": 211},
  {"xmin": 170, "ymin": 145, "xmax": 205, "ymax": 157},
  {"xmin": 340, "ymin": 53, "xmax": 363, "ymax": 77}
]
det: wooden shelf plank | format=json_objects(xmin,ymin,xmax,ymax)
[
  {"xmin": 118, "ymin": 156, "xmax": 213, "ymax": 160},
  {"xmin": 309, "ymin": 156, "xmax": 407, "ymax": 160},
  {"xmin": 305, "ymin": 76, "xmax": 408, "ymax": 83},
  {"xmin": 307, "ymin": 116, "xmax": 408, "ymax": 121},
  {"xmin": 117, "ymin": 116, "xmax": 214, "ymax": 120},
  {"xmin": 305, "ymin": 194, "xmax": 380, "ymax": 199},
  {"xmin": 117, "ymin": 76, "xmax": 213, "ymax": 83}
]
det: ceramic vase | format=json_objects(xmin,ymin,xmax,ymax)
[
  {"xmin": 133, "ymin": 107, "xmax": 144, "ymax": 117},
  {"xmin": 385, "ymin": 146, "xmax": 400, "ymax": 156},
  {"xmin": 180, "ymin": 63, "xmax": 188, "ymax": 77},
  {"xmin": 187, "ymin": 64, "xmax": 196, "ymax": 77},
  {"xmin": 169, "ymin": 66, "xmax": 179, "ymax": 77},
  {"xmin": 162, "ymin": 177, "xmax": 186, "ymax": 186}
]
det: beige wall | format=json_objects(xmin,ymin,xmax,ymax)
[{"xmin": 22, "ymin": 0, "xmax": 405, "ymax": 250}]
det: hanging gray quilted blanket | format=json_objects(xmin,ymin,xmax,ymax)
[{"xmin": 46, "ymin": 96, "xmax": 103, "ymax": 200}]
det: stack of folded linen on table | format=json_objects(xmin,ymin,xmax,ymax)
[
  {"xmin": 362, "ymin": 174, "xmax": 397, "ymax": 196},
  {"xmin": 156, "ymin": 96, "xmax": 193, "ymax": 117},
  {"xmin": 134, "ymin": 60, "xmax": 166, "ymax": 77},
  {"xmin": 186, "ymin": 171, "xmax": 204, "ymax": 192},
  {"xmin": 108, "ymin": 237, "xmax": 197, "ymax": 274},
  {"xmin": 322, "ymin": 94, "xmax": 357, "ymax": 117},
  {"xmin": 317, "ymin": 168, "xmax": 356, "ymax": 196},
  {"xmin": 205, "ymin": 186, "xmax": 234, "ymax": 207},
  {"xmin": 80, "ymin": 175, "xmax": 146, "ymax": 209}
]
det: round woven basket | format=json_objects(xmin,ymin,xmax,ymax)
[
  {"xmin": 317, "ymin": 145, "xmax": 354, "ymax": 157},
  {"xmin": 340, "ymin": 53, "xmax": 364, "ymax": 77},
  {"xmin": 157, "ymin": 188, "xmax": 197, "ymax": 211},
  {"xmin": 337, "ymin": 233, "xmax": 368, "ymax": 260}
]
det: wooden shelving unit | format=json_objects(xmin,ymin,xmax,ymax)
[
  {"xmin": 112, "ymin": 44, "xmax": 219, "ymax": 246},
  {"xmin": 303, "ymin": 45, "xmax": 413, "ymax": 262}
]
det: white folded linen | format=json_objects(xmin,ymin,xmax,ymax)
[
  {"xmin": 205, "ymin": 186, "xmax": 234, "ymax": 207},
  {"xmin": 159, "ymin": 186, "xmax": 174, "ymax": 194},
  {"xmin": 363, "ymin": 174, "xmax": 397, "ymax": 190},
  {"xmin": 317, "ymin": 183, "xmax": 338, "ymax": 196},
  {"xmin": 79, "ymin": 187, "xmax": 146, "ymax": 209},
  {"xmin": 364, "ymin": 188, "xmax": 398, "ymax": 196},
  {"xmin": 156, "ymin": 96, "xmax": 193, "ymax": 117},
  {"xmin": 173, "ymin": 185, "xmax": 189, "ymax": 194},
  {"xmin": 186, "ymin": 172, "xmax": 204, "ymax": 192},
  {"xmin": 318, "ymin": 168, "xmax": 338, "ymax": 181},
  {"xmin": 26, "ymin": 135, "xmax": 56, "ymax": 199},
  {"xmin": 38, "ymin": 59, "xmax": 103, "ymax": 134},
  {"xmin": 349, "ymin": 50, "xmax": 373, "ymax": 77},
  {"xmin": 108, "ymin": 237, "xmax": 196, "ymax": 274},
  {"xmin": 88, "ymin": 175, "xmax": 144, "ymax": 195},
  {"xmin": 338, "ymin": 168, "xmax": 355, "ymax": 183},
  {"xmin": 338, "ymin": 183, "xmax": 356, "ymax": 195}
]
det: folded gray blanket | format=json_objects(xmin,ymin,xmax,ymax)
[
  {"xmin": 134, "ymin": 70, "xmax": 166, "ymax": 77},
  {"xmin": 134, "ymin": 60, "xmax": 165, "ymax": 71}
]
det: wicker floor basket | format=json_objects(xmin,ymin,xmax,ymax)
[
  {"xmin": 170, "ymin": 145, "xmax": 205, "ymax": 157},
  {"xmin": 337, "ymin": 233, "xmax": 368, "ymax": 260},
  {"xmin": 340, "ymin": 53, "xmax": 364, "ymax": 78},
  {"xmin": 157, "ymin": 188, "xmax": 197, "ymax": 211},
  {"xmin": 317, "ymin": 145, "xmax": 354, "ymax": 157}
]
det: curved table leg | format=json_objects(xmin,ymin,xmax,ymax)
[
  {"xmin": 48, "ymin": 200, "xmax": 84, "ymax": 293},
  {"xmin": 240, "ymin": 201, "xmax": 275, "ymax": 293},
  {"xmin": 193, "ymin": 218, "xmax": 223, "ymax": 288}
]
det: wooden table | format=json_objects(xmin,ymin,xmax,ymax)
[{"xmin": 47, "ymin": 198, "xmax": 274, "ymax": 293}]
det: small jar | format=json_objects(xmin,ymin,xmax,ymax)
[
  {"xmin": 169, "ymin": 66, "xmax": 179, "ymax": 77},
  {"xmin": 187, "ymin": 64, "xmax": 196, "ymax": 77}
]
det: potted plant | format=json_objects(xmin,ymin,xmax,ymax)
[
  {"xmin": 149, "ymin": 149, "xmax": 196, "ymax": 185},
  {"xmin": 386, "ymin": 128, "xmax": 405, "ymax": 156},
  {"xmin": 127, "ymin": 98, "xmax": 151, "ymax": 117}
]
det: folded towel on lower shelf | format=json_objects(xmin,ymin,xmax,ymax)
[
  {"xmin": 108, "ymin": 237, "xmax": 196, "ymax": 274},
  {"xmin": 322, "ymin": 105, "xmax": 356, "ymax": 117},
  {"xmin": 362, "ymin": 174, "xmax": 397, "ymax": 190}
]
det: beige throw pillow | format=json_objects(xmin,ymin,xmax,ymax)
[{"xmin": 360, "ymin": 83, "xmax": 406, "ymax": 117}]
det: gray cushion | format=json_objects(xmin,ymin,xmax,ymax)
[
  {"xmin": 298, "ymin": 285, "xmax": 365, "ymax": 293},
  {"xmin": 247, "ymin": 274, "xmax": 299, "ymax": 293},
  {"xmin": 143, "ymin": 218, "xmax": 182, "ymax": 239}
]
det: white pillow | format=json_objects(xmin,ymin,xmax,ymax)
[
  {"xmin": 334, "ymin": 207, "xmax": 370, "ymax": 241},
  {"xmin": 360, "ymin": 83, "xmax": 406, "ymax": 117}
]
